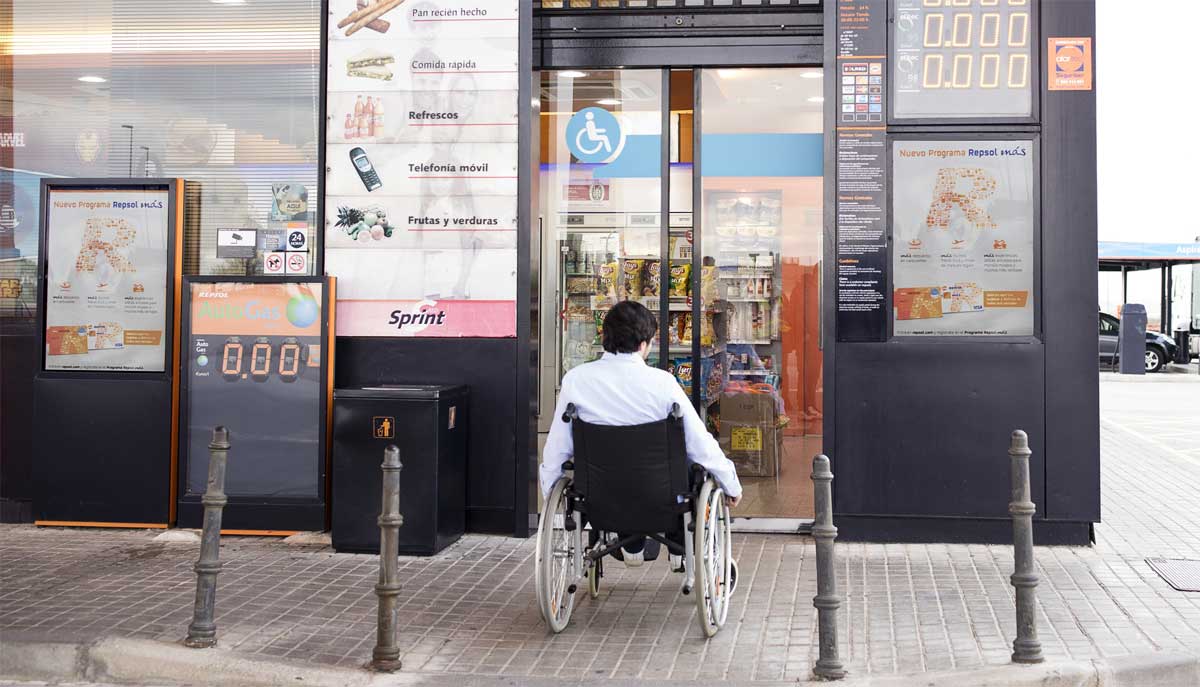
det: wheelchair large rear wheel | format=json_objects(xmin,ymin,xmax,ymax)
[
  {"xmin": 535, "ymin": 476, "xmax": 581, "ymax": 633},
  {"xmin": 694, "ymin": 479, "xmax": 733, "ymax": 637}
]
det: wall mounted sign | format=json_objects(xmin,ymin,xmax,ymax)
[
  {"xmin": 43, "ymin": 186, "xmax": 171, "ymax": 371},
  {"xmin": 835, "ymin": 130, "xmax": 888, "ymax": 342},
  {"xmin": 1047, "ymin": 37, "xmax": 1092, "ymax": 91},
  {"xmin": 891, "ymin": 0, "xmax": 1035, "ymax": 119},
  {"xmin": 891, "ymin": 139, "xmax": 1036, "ymax": 337},
  {"xmin": 835, "ymin": 0, "xmax": 888, "ymax": 341},
  {"xmin": 217, "ymin": 228, "xmax": 257, "ymax": 259},
  {"xmin": 324, "ymin": 0, "xmax": 520, "ymax": 337}
]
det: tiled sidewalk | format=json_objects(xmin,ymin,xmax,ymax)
[{"xmin": 2, "ymin": 379, "xmax": 1199, "ymax": 682}]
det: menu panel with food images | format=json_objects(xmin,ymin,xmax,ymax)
[
  {"xmin": 43, "ymin": 187, "xmax": 171, "ymax": 372},
  {"xmin": 324, "ymin": 0, "xmax": 520, "ymax": 337},
  {"xmin": 892, "ymin": 139, "xmax": 1035, "ymax": 336}
]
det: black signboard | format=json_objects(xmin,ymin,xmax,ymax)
[
  {"xmin": 836, "ymin": 0, "xmax": 889, "ymax": 341},
  {"xmin": 177, "ymin": 276, "xmax": 333, "ymax": 531}
]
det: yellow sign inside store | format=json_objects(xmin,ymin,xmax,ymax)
[{"xmin": 731, "ymin": 426, "xmax": 763, "ymax": 452}]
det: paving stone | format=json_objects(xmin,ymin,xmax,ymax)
[{"xmin": 3, "ymin": 380, "xmax": 1200, "ymax": 680}]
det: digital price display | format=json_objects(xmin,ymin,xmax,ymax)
[
  {"xmin": 892, "ymin": 0, "xmax": 1034, "ymax": 119},
  {"xmin": 180, "ymin": 278, "xmax": 330, "ymax": 529}
]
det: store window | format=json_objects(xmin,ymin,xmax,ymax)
[{"xmin": 4, "ymin": 0, "xmax": 321, "ymax": 321}]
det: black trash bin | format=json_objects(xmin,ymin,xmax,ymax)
[{"xmin": 332, "ymin": 385, "xmax": 468, "ymax": 555}]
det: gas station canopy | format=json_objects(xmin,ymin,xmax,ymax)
[
  {"xmin": 1098, "ymin": 241, "xmax": 1200, "ymax": 334},
  {"xmin": 1098, "ymin": 241, "xmax": 1200, "ymax": 268}
]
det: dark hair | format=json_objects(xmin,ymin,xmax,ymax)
[{"xmin": 602, "ymin": 300, "xmax": 658, "ymax": 354}]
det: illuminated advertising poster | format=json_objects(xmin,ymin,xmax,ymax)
[
  {"xmin": 324, "ymin": 0, "xmax": 519, "ymax": 337},
  {"xmin": 185, "ymin": 281, "xmax": 324, "ymax": 498},
  {"xmin": 892, "ymin": 0, "xmax": 1034, "ymax": 119},
  {"xmin": 43, "ymin": 188, "xmax": 170, "ymax": 371},
  {"xmin": 892, "ymin": 139, "xmax": 1035, "ymax": 336}
]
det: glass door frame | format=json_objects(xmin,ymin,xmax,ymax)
[{"xmin": 533, "ymin": 64, "xmax": 824, "ymax": 530}]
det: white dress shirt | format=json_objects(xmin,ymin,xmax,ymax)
[{"xmin": 540, "ymin": 351, "xmax": 743, "ymax": 500}]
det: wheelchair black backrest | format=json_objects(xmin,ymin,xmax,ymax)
[{"xmin": 565, "ymin": 403, "xmax": 690, "ymax": 534}]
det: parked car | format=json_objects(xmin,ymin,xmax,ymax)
[{"xmin": 1098, "ymin": 312, "xmax": 1179, "ymax": 373}]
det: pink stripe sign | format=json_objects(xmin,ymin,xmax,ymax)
[{"xmin": 336, "ymin": 299, "xmax": 516, "ymax": 338}]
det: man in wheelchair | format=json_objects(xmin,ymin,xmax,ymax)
[{"xmin": 536, "ymin": 301, "xmax": 743, "ymax": 636}]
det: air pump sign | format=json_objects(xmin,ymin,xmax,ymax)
[{"xmin": 178, "ymin": 278, "xmax": 332, "ymax": 531}]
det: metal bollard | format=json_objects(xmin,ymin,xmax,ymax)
[
  {"xmin": 1008, "ymin": 430, "xmax": 1044, "ymax": 664},
  {"xmin": 370, "ymin": 445, "xmax": 404, "ymax": 672},
  {"xmin": 811, "ymin": 454, "xmax": 845, "ymax": 680},
  {"xmin": 184, "ymin": 427, "xmax": 231, "ymax": 648}
]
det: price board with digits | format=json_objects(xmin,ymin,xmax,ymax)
[
  {"xmin": 178, "ymin": 277, "xmax": 333, "ymax": 531},
  {"xmin": 892, "ymin": 0, "xmax": 1036, "ymax": 120}
]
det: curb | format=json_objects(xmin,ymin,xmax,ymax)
[{"xmin": 1, "ymin": 637, "xmax": 1198, "ymax": 687}]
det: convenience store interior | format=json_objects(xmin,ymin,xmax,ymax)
[{"xmin": 534, "ymin": 67, "xmax": 824, "ymax": 523}]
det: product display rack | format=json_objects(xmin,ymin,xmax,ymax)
[
  {"xmin": 699, "ymin": 190, "xmax": 786, "ymax": 479},
  {"xmin": 556, "ymin": 212, "xmax": 699, "ymax": 377}
]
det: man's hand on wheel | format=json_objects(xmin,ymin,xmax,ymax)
[{"xmin": 726, "ymin": 495, "xmax": 740, "ymax": 509}]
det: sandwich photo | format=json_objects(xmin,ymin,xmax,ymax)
[{"xmin": 347, "ymin": 49, "xmax": 394, "ymax": 81}]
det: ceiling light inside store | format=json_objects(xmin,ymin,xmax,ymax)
[
  {"xmin": 559, "ymin": 71, "xmax": 588, "ymax": 79},
  {"xmin": 717, "ymin": 69, "xmax": 743, "ymax": 80},
  {"xmin": 807, "ymin": 96, "xmax": 824, "ymax": 103},
  {"xmin": 596, "ymin": 98, "xmax": 621, "ymax": 105},
  {"xmin": 211, "ymin": 0, "xmax": 247, "ymax": 4},
  {"xmin": 77, "ymin": 75, "xmax": 107, "ymax": 83},
  {"xmin": 802, "ymin": 72, "xmax": 823, "ymax": 79}
]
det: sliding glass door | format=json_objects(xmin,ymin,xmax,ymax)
[{"xmin": 534, "ymin": 67, "xmax": 823, "ymax": 521}]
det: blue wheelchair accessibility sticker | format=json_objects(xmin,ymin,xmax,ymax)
[{"xmin": 565, "ymin": 107, "xmax": 624, "ymax": 164}]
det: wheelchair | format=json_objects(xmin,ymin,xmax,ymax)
[{"xmin": 535, "ymin": 403, "xmax": 734, "ymax": 637}]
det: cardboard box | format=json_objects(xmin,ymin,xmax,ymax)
[{"xmin": 718, "ymin": 391, "xmax": 780, "ymax": 478}]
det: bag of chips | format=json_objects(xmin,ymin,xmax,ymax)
[
  {"xmin": 700, "ymin": 312, "xmax": 715, "ymax": 346},
  {"xmin": 672, "ymin": 357, "xmax": 693, "ymax": 389},
  {"xmin": 678, "ymin": 312, "xmax": 694, "ymax": 344},
  {"xmin": 597, "ymin": 262, "xmax": 619, "ymax": 303},
  {"xmin": 700, "ymin": 265, "xmax": 719, "ymax": 302},
  {"xmin": 669, "ymin": 264, "xmax": 691, "ymax": 297},
  {"xmin": 623, "ymin": 259, "xmax": 645, "ymax": 299},
  {"xmin": 566, "ymin": 276, "xmax": 593, "ymax": 295},
  {"xmin": 643, "ymin": 260, "xmax": 660, "ymax": 297}
]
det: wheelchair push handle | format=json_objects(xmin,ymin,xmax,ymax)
[{"xmin": 562, "ymin": 403, "xmax": 579, "ymax": 423}]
